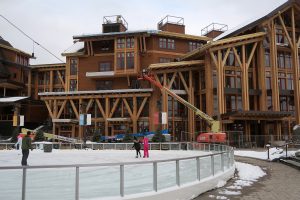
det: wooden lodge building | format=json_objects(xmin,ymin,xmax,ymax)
[
  {"xmin": 1, "ymin": 0, "xmax": 300, "ymax": 145},
  {"xmin": 0, "ymin": 35, "xmax": 65, "ymax": 136}
]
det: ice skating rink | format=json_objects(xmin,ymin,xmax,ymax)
[{"xmin": 0, "ymin": 149, "xmax": 218, "ymax": 200}]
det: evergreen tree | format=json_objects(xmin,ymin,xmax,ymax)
[
  {"xmin": 123, "ymin": 132, "xmax": 133, "ymax": 142},
  {"xmin": 152, "ymin": 131, "xmax": 166, "ymax": 143},
  {"xmin": 92, "ymin": 130, "xmax": 101, "ymax": 142},
  {"xmin": 34, "ymin": 129, "xmax": 45, "ymax": 141},
  {"xmin": 10, "ymin": 127, "xmax": 19, "ymax": 143}
]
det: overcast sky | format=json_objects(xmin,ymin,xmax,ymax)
[{"xmin": 0, "ymin": 0, "xmax": 287, "ymax": 65}]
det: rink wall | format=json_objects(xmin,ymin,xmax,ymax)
[{"xmin": 128, "ymin": 166, "xmax": 235, "ymax": 200}]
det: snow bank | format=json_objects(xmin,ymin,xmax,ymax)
[{"xmin": 234, "ymin": 148, "xmax": 297, "ymax": 161}]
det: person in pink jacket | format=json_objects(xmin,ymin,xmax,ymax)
[{"xmin": 142, "ymin": 136, "xmax": 149, "ymax": 158}]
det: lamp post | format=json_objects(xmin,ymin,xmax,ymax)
[{"xmin": 266, "ymin": 144, "xmax": 271, "ymax": 160}]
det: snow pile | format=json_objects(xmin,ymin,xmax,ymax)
[
  {"xmin": 209, "ymin": 162, "xmax": 266, "ymax": 199},
  {"xmin": 234, "ymin": 148, "xmax": 297, "ymax": 161}
]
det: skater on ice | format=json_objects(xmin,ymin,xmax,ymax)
[
  {"xmin": 132, "ymin": 136, "xmax": 141, "ymax": 158},
  {"xmin": 21, "ymin": 131, "xmax": 33, "ymax": 166},
  {"xmin": 142, "ymin": 136, "xmax": 149, "ymax": 158}
]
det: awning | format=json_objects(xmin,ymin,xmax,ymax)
[
  {"xmin": 148, "ymin": 60, "xmax": 204, "ymax": 70},
  {"xmin": 106, "ymin": 118, "xmax": 131, "ymax": 122},
  {"xmin": 0, "ymin": 96, "xmax": 28, "ymax": 103},
  {"xmin": 221, "ymin": 111, "xmax": 293, "ymax": 121},
  {"xmin": 52, "ymin": 119, "xmax": 78, "ymax": 123}
]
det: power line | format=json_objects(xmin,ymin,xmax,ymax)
[{"xmin": 0, "ymin": 14, "xmax": 64, "ymax": 62}]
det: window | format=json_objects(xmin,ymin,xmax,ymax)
[
  {"xmin": 126, "ymin": 52, "xmax": 134, "ymax": 69},
  {"xmin": 277, "ymin": 52, "xmax": 285, "ymax": 68},
  {"xmin": 167, "ymin": 39, "xmax": 175, "ymax": 49},
  {"xmin": 159, "ymin": 38, "xmax": 175, "ymax": 49},
  {"xmin": 225, "ymin": 70, "xmax": 241, "ymax": 88},
  {"xmin": 99, "ymin": 62, "xmax": 111, "ymax": 72},
  {"xmin": 159, "ymin": 38, "xmax": 167, "ymax": 48},
  {"xmin": 117, "ymin": 38, "xmax": 125, "ymax": 49},
  {"xmin": 226, "ymin": 95, "xmax": 242, "ymax": 112},
  {"xmin": 126, "ymin": 37, "xmax": 134, "ymax": 48},
  {"xmin": 267, "ymin": 96, "xmax": 273, "ymax": 110},
  {"xmin": 285, "ymin": 53, "xmax": 292, "ymax": 69},
  {"xmin": 265, "ymin": 71, "xmax": 271, "ymax": 90},
  {"xmin": 189, "ymin": 42, "xmax": 201, "ymax": 52},
  {"xmin": 159, "ymin": 57, "xmax": 172, "ymax": 63},
  {"xmin": 117, "ymin": 52, "xmax": 125, "ymax": 69},
  {"xmin": 96, "ymin": 80, "xmax": 112, "ymax": 90},
  {"xmin": 265, "ymin": 50, "xmax": 270, "ymax": 67},
  {"xmin": 70, "ymin": 59, "xmax": 78, "ymax": 75},
  {"xmin": 278, "ymin": 73, "xmax": 286, "ymax": 90},
  {"xmin": 226, "ymin": 52, "xmax": 235, "ymax": 66},
  {"xmin": 69, "ymin": 80, "xmax": 77, "ymax": 91},
  {"xmin": 287, "ymin": 74, "xmax": 293, "ymax": 90}
]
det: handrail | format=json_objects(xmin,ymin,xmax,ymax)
[
  {"xmin": 0, "ymin": 143, "xmax": 234, "ymax": 200},
  {"xmin": 0, "ymin": 151, "xmax": 229, "ymax": 170}
]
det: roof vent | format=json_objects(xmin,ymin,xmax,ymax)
[{"xmin": 201, "ymin": 23, "xmax": 228, "ymax": 38}]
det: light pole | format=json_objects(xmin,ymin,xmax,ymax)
[{"xmin": 266, "ymin": 144, "xmax": 271, "ymax": 160}]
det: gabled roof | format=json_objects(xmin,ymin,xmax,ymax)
[
  {"xmin": 215, "ymin": 0, "xmax": 298, "ymax": 40},
  {"xmin": 181, "ymin": 32, "xmax": 266, "ymax": 60}
]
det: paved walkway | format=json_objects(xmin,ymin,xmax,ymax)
[{"xmin": 194, "ymin": 156, "xmax": 300, "ymax": 200}]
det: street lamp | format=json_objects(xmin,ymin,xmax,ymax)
[{"xmin": 266, "ymin": 144, "xmax": 271, "ymax": 160}]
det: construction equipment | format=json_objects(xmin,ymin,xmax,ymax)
[{"xmin": 138, "ymin": 69, "xmax": 225, "ymax": 142}]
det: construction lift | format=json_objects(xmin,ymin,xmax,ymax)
[{"xmin": 138, "ymin": 69, "xmax": 226, "ymax": 143}]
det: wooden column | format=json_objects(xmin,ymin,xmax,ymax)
[
  {"xmin": 269, "ymin": 20, "xmax": 280, "ymax": 111},
  {"xmin": 162, "ymin": 73, "xmax": 168, "ymax": 130},
  {"xmin": 241, "ymin": 45, "xmax": 250, "ymax": 110},
  {"xmin": 105, "ymin": 97, "xmax": 109, "ymax": 136},
  {"xmin": 132, "ymin": 96, "xmax": 137, "ymax": 133},
  {"xmin": 188, "ymin": 70, "xmax": 195, "ymax": 140},
  {"xmin": 291, "ymin": 7, "xmax": 300, "ymax": 124},
  {"xmin": 258, "ymin": 41, "xmax": 267, "ymax": 110},
  {"xmin": 205, "ymin": 54, "xmax": 214, "ymax": 116},
  {"xmin": 50, "ymin": 70, "xmax": 53, "ymax": 92},
  {"xmin": 27, "ymin": 70, "xmax": 31, "ymax": 97}
]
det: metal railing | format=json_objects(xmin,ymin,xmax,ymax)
[{"xmin": 0, "ymin": 143, "xmax": 234, "ymax": 200}]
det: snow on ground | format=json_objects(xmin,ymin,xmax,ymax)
[
  {"xmin": 234, "ymin": 147, "xmax": 298, "ymax": 161},
  {"xmin": 209, "ymin": 161, "xmax": 266, "ymax": 200}
]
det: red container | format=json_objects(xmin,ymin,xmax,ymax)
[{"xmin": 197, "ymin": 132, "xmax": 226, "ymax": 143}]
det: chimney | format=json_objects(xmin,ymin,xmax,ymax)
[
  {"xmin": 201, "ymin": 23, "xmax": 228, "ymax": 39},
  {"xmin": 102, "ymin": 15, "xmax": 128, "ymax": 33},
  {"xmin": 157, "ymin": 15, "xmax": 185, "ymax": 34}
]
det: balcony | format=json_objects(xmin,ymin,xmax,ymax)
[{"xmin": 86, "ymin": 71, "xmax": 115, "ymax": 78}]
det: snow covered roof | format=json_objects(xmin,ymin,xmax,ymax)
[
  {"xmin": 38, "ymin": 89, "xmax": 153, "ymax": 96},
  {"xmin": 0, "ymin": 96, "xmax": 29, "ymax": 103},
  {"xmin": 62, "ymin": 41, "xmax": 84, "ymax": 56},
  {"xmin": 73, "ymin": 30, "xmax": 159, "ymax": 39},
  {"xmin": 215, "ymin": 0, "xmax": 291, "ymax": 40}
]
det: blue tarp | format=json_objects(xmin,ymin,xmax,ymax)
[{"xmin": 101, "ymin": 130, "xmax": 169, "ymax": 141}]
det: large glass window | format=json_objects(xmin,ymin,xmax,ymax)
[
  {"xmin": 265, "ymin": 50, "xmax": 270, "ymax": 67},
  {"xmin": 226, "ymin": 95, "xmax": 242, "ymax": 112},
  {"xmin": 70, "ymin": 59, "xmax": 78, "ymax": 75},
  {"xmin": 96, "ymin": 80, "xmax": 112, "ymax": 90},
  {"xmin": 117, "ymin": 52, "xmax": 125, "ymax": 69},
  {"xmin": 69, "ymin": 80, "xmax": 77, "ymax": 91},
  {"xmin": 126, "ymin": 37, "xmax": 134, "ymax": 48},
  {"xmin": 117, "ymin": 38, "xmax": 125, "ymax": 49},
  {"xmin": 159, "ymin": 38, "xmax": 175, "ymax": 49},
  {"xmin": 265, "ymin": 71, "xmax": 271, "ymax": 89},
  {"xmin": 126, "ymin": 52, "xmax": 134, "ymax": 69},
  {"xmin": 225, "ymin": 70, "xmax": 241, "ymax": 88},
  {"xmin": 99, "ymin": 62, "xmax": 111, "ymax": 72},
  {"xmin": 188, "ymin": 42, "xmax": 201, "ymax": 52}
]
